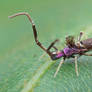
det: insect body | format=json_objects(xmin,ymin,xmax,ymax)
[
  {"xmin": 9, "ymin": 12, "xmax": 92, "ymax": 77},
  {"xmin": 80, "ymin": 38, "xmax": 92, "ymax": 49}
]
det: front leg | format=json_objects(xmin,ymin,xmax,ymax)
[
  {"xmin": 54, "ymin": 58, "xmax": 65, "ymax": 77},
  {"xmin": 9, "ymin": 12, "xmax": 53, "ymax": 57},
  {"xmin": 47, "ymin": 39, "xmax": 59, "ymax": 51},
  {"xmin": 39, "ymin": 39, "xmax": 59, "ymax": 60}
]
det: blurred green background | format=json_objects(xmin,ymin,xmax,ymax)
[{"xmin": 0, "ymin": 0, "xmax": 92, "ymax": 92}]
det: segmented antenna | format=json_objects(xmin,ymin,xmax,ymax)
[{"xmin": 8, "ymin": 12, "xmax": 34, "ymax": 25}]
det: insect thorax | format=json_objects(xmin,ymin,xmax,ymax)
[{"xmin": 66, "ymin": 36, "xmax": 75, "ymax": 47}]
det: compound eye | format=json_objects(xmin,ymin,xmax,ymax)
[{"xmin": 51, "ymin": 52, "xmax": 57, "ymax": 60}]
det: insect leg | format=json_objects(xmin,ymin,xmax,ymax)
[
  {"xmin": 39, "ymin": 40, "xmax": 59, "ymax": 60},
  {"xmin": 81, "ymin": 53, "xmax": 92, "ymax": 56},
  {"xmin": 32, "ymin": 22, "xmax": 49, "ymax": 53},
  {"xmin": 53, "ymin": 46, "xmax": 58, "ymax": 51},
  {"xmin": 47, "ymin": 39, "xmax": 59, "ymax": 51},
  {"xmin": 9, "ymin": 12, "xmax": 52, "ymax": 56},
  {"xmin": 74, "ymin": 56, "xmax": 79, "ymax": 76},
  {"xmin": 54, "ymin": 58, "xmax": 65, "ymax": 78}
]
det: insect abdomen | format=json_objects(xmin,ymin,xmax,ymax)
[{"xmin": 81, "ymin": 38, "xmax": 92, "ymax": 49}]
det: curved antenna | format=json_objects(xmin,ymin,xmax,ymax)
[
  {"xmin": 8, "ymin": 12, "xmax": 34, "ymax": 25},
  {"xmin": 8, "ymin": 12, "xmax": 53, "ymax": 57}
]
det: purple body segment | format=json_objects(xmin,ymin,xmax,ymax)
[
  {"xmin": 56, "ymin": 47, "xmax": 79, "ymax": 59},
  {"xmin": 55, "ymin": 46, "xmax": 87, "ymax": 59},
  {"xmin": 64, "ymin": 47, "xmax": 79, "ymax": 57},
  {"xmin": 56, "ymin": 51, "xmax": 64, "ymax": 58}
]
